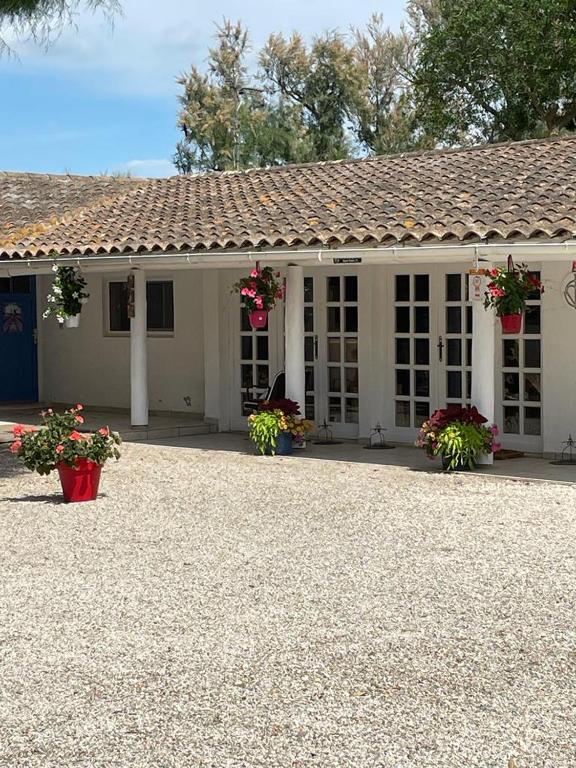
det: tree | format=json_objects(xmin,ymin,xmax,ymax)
[
  {"xmin": 260, "ymin": 30, "xmax": 361, "ymax": 161},
  {"xmin": 350, "ymin": 13, "xmax": 429, "ymax": 155},
  {"xmin": 412, "ymin": 0, "xmax": 576, "ymax": 144},
  {"xmin": 174, "ymin": 20, "xmax": 311, "ymax": 173},
  {"xmin": 0, "ymin": 1, "xmax": 119, "ymax": 50}
]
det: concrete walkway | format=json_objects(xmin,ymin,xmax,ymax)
[{"xmin": 0, "ymin": 403, "xmax": 215, "ymax": 443}]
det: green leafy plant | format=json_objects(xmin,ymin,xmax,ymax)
[
  {"xmin": 483, "ymin": 263, "xmax": 543, "ymax": 317},
  {"xmin": 248, "ymin": 409, "xmax": 283, "ymax": 455},
  {"xmin": 43, "ymin": 263, "xmax": 89, "ymax": 323},
  {"xmin": 10, "ymin": 405, "xmax": 121, "ymax": 476},
  {"xmin": 417, "ymin": 405, "xmax": 500, "ymax": 470}
]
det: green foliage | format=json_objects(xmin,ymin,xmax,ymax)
[
  {"xmin": 231, "ymin": 265, "xmax": 283, "ymax": 312},
  {"xmin": 174, "ymin": 20, "xmax": 314, "ymax": 173},
  {"xmin": 351, "ymin": 13, "xmax": 431, "ymax": 155},
  {"xmin": 484, "ymin": 264, "xmax": 544, "ymax": 317},
  {"xmin": 10, "ymin": 406, "xmax": 121, "ymax": 475},
  {"xmin": 412, "ymin": 0, "xmax": 576, "ymax": 144},
  {"xmin": 248, "ymin": 409, "xmax": 283, "ymax": 455},
  {"xmin": 43, "ymin": 264, "xmax": 89, "ymax": 321},
  {"xmin": 435, "ymin": 422, "xmax": 491, "ymax": 470},
  {"xmin": 175, "ymin": 15, "xmax": 425, "ymax": 173},
  {"xmin": 0, "ymin": 0, "xmax": 119, "ymax": 51}
]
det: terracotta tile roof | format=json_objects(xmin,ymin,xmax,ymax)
[{"xmin": 2, "ymin": 136, "xmax": 576, "ymax": 260}]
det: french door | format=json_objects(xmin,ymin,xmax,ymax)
[
  {"xmin": 390, "ymin": 267, "xmax": 472, "ymax": 442},
  {"xmin": 304, "ymin": 270, "xmax": 360, "ymax": 438},
  {"xmin": 231, "ymin": 291, "xmax": 284, "ymax": 430}
]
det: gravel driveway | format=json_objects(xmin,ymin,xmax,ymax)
[{"xmin": 1, "ymin": 438, "xmax": 575, "ymax": 767}]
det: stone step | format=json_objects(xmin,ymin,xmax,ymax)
[{"xmin": 118, "ymin": 422, "xmax": 217, "ymax": 443}]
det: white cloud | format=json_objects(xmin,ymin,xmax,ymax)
[
  {"xmin": 113, "ymin": 158, "xmax": 175, "ymax": 177},
  {"xmin": 1, "ymin": 0, "xmax": 406, "ymax": 98}
]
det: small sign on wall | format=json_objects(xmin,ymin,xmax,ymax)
[
  {"xmin": 127, "ymin": 273, "xmax": 135, "ymax": 319},
  {"xmin": 468, "ymin": 268, "xmax": 488, "ymax": 302}
]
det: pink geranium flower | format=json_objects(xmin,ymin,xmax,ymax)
[
  {"xmin": 10, "ymin": 440, "xmax": 22, "ymax": 454},
  {"xmin": 12, "ymin": 424, "xmax": 25, "ymax": 437},
  {"xmin": 56, "ymin": 444, "xmax": 64, "ymax": 454},
  {"xmin": 76, "ymin": 415, "xmax": 85, "ymax": 424},
  {"xmin": 69, "ymin": 431, "xmax": 84, "ymax": 441}
]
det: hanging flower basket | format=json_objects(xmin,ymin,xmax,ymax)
[
  {"xmin": 483, "ymin": 258, "xmax": 543, "ymax": 333},
  {"xmin": 43, "ymin": 262, "xmax": 89, "ymax": 328},
  {"xmin": 232, "ymin": 265, "xmax": 283, "ymax": 329},
  {"xmin": 500, "ymin": 313, "xmax": 523, "ymax": 334}
]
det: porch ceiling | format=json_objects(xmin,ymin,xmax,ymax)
[{"xmin": 2, "ymin": 135, "xmax": 576, "ymax": 261}]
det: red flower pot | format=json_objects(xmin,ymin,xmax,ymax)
[
  {"xmin": 500, "ymin": 313, "xmax": 523, "ymax": 334},
  {"xmin": 249, "ymin": 309, "xmax": 268, "ymax": 329},
  {"xmin": 57, "ymin": 458, "xmax": 102, "ymax": 503}
]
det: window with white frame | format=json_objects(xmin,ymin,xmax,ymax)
[{"xmin": 107, "ymin": 280, "xmax": 174, "ymax": 333}]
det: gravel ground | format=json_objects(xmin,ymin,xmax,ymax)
[{"xmin": 0, "ymin": 439, "xmax": 575, "ymax": 768}]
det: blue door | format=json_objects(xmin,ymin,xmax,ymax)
[{"xmin": 0, "ymin": 276, "xmax": 38, "ymax": 402}]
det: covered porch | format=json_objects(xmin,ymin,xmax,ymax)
[{"xmin": 2, "ymin": 237, "xmax": 574, "ymax": 459}]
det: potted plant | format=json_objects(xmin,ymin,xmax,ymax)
[
  {"xmin": 43, "ymin": 264, "xmax": 89, "ymax": 328},
  {"xmin": 417, "ymin": 405, "xmax": 500, "ymax": 471},
  {"xmin": 10, "ymin": 405, "xmax": 121, "ymax": 502},
  {"xmin": 483, "ymin": 261, "xmax": 544, "ymax": 333},
  {"xmin": 248, "ymin": 398, "xmax": 312, "ymax": 455},
  {"xmin": 258, "ymin": 398, "xmax": 314, "ymax": 450},
  {"xmin": 232, "ymin": 265, "xmax": 283, "ymax": 329}
]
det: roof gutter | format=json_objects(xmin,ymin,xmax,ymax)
[{"xmin": 2, "ymin": 239, "xmax": 576, "ymax": 276}]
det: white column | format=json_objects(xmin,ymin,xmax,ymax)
[
  {"xmin": 470, "ymin": 272, "xmax": 495, "ymax": 465},
  {"xmin": 130, "ymin": 268, "xmax": 148, "ymax": 426},
  {"xmin": 203, "ymin": 270, "xmax": 220, "ymax": 425},
  {"xmin": 285, "ymin": 264, "xmax": 306, "ymax": 411}
]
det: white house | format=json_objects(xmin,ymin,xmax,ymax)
[{"xmin": 2, "ymin": 135, "xmax": 576, "ymax": 458}]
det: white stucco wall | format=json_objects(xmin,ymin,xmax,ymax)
[
  {"xmin": 541, "ymin": 261, "xmax": 576, "ymax": 454},
  {"xmin": 37, "ymin": 270, "xmax": 205, "ymax": 414}
]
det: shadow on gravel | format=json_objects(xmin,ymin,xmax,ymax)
[{"xmin": 1, "ymin": 493, "xmax": 66, "ymax": 505}]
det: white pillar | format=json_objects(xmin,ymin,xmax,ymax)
[
  {"xmin": 130, "ymin": 268, "xmax": 148, "ymax": 426},
  {"xmin": 203, "ymin": 270, "xmax": 220, "ymax": 425},
  {"xmin": 470, "ymin": 272, "xmax": 495, "ymax": 465},
  {"xmin": 285, "ymin": 265, "xmax": 306, "ymax": 412}
]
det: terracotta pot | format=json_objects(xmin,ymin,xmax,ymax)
[
  {"xmin": 57, "ymin": 458, "xmax": 102, "ymax": 502},
  {"xmin": 249, "ymin": 310, "xmax": 268, "ymax": 329},
  {"xmin": 500, "ymin": 313, "xmax": 523, "ymax": 334},
  {"xmin": 65, "ymin": 314, "xmax": 80, "ymax": 328}
]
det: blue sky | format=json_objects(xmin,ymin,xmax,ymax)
[{"xmin": 0, "ymin": 0, "xmax": 405, "ymax": 177}]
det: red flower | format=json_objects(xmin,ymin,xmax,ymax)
[
  {"xmin": 69, "ymin": 431, "xmax": 84, "ymax": 441},
  {"xmin": 98, "ymin": 427, "xmax": 110, "ymax": 437},
  {"xmin": 10, "ymin": 440, "xmax": 22, "ymax": 454},
  {"xmin": 55, "ymin": 444, "xmax": 64, "ymax": 454},
  {"xmin": 75, "ymin": 404, "xmax": 84, "ymax": 411},
  {"xmin": 76, "ymin": 415, "xmax": 85, "ymax": 424},
  {"xmin": 12, "ymin": 424, "xmax": 25, "ymax": 437},
  {"xmin": 489, "ymin": 268, "xmax": 499, "ymax": 277}
]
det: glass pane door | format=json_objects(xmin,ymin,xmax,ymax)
[
  {"xmin": 497, "ymin": 271, "xmax": 543, "ymax": 450},
  {"xmin": 306, "ymin": 271, "xmax": 360, "ymax": 438},
  {"xmin": 393, "ymin": 272, "xmax": 433, "ymax": 430},
  {"xmin": 440, "ymin": 272, "xmax": 472, "ymax": 406}
]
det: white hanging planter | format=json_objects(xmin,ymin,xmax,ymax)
[{"xmin": 65, "ymin": 315, "xmax": 80, "ymax": 328}]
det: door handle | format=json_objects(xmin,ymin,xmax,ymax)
[{"xmin": 437, "ymin": 335, "xmax": 444, "ymax": 362}]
